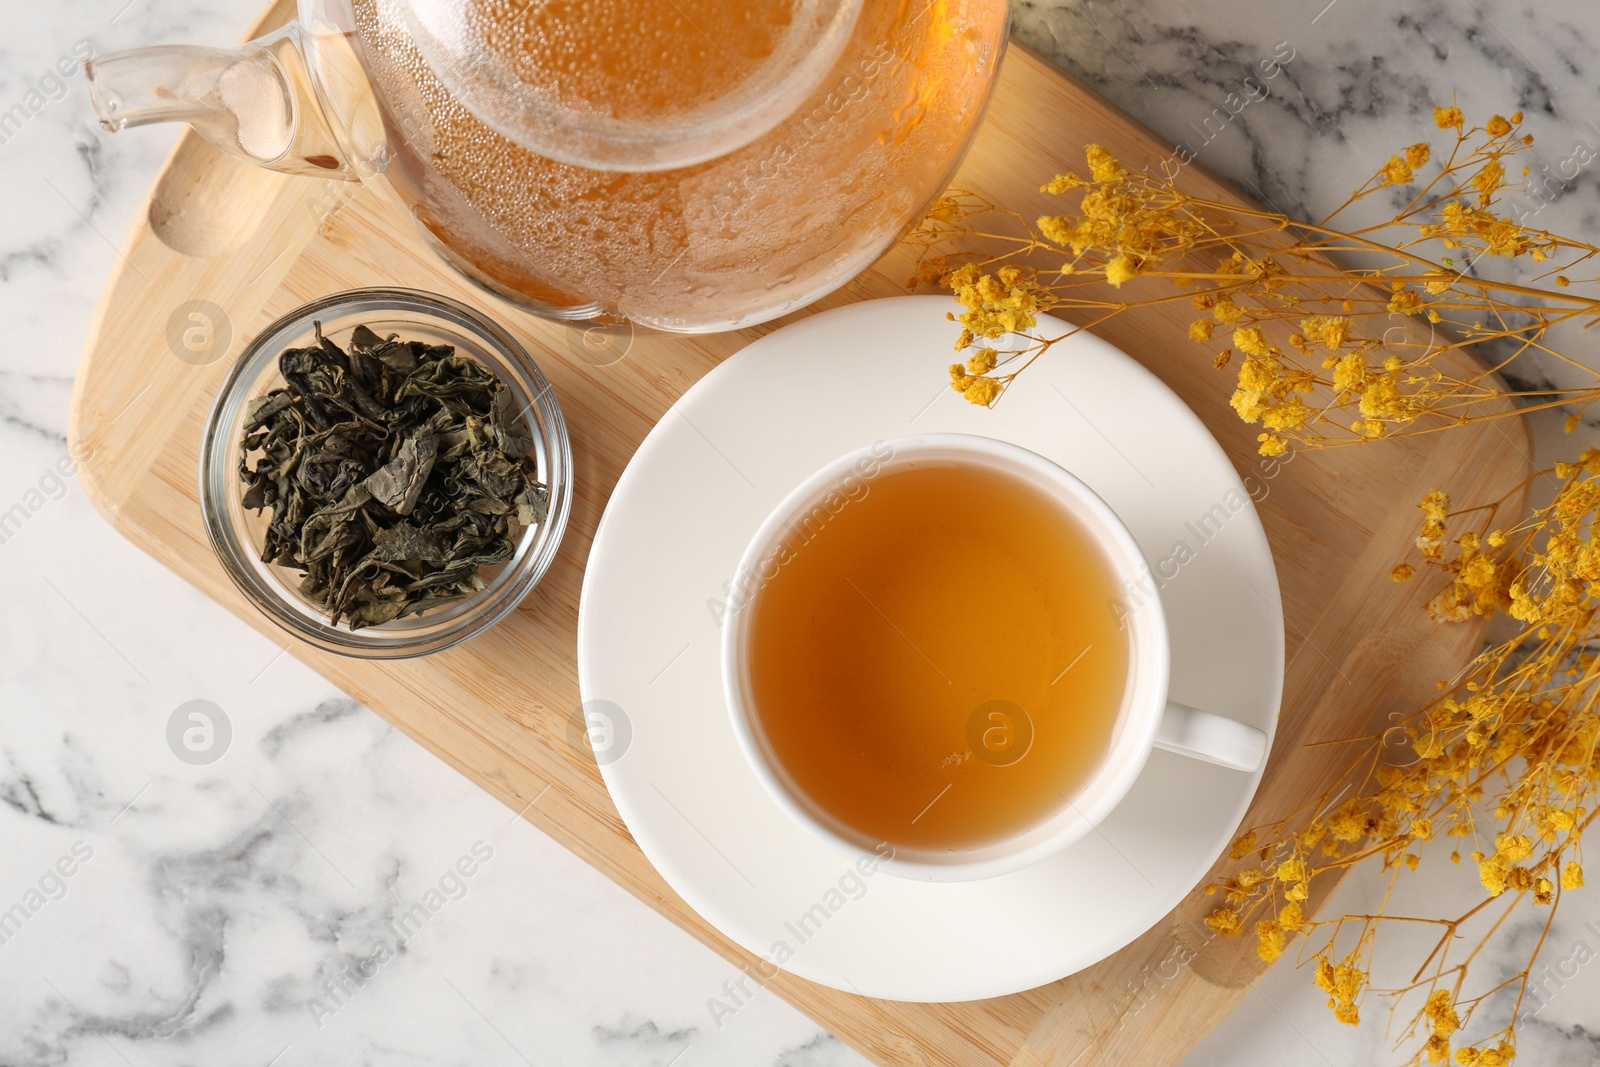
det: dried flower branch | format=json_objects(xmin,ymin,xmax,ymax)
[
  {"xmin": 909, "ymin": 108, "xmax": 1599, "ymax": 457},
  {"xmin": 908, "ymin": 108, "xmax": 1599, "ymax": 1065}
]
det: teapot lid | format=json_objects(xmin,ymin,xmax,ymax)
[{"xmin": 395, "ymin": 0, "xmax": 862, "ymax": 172}]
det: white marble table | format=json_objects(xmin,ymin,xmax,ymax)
[{"xmin": 2, "ymin": 1, "xmax": 1597, "ymax": 1064}]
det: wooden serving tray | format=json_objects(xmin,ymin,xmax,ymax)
[{"xmin": 70, "ymin": 7, "xmax": 1529, "ymax": 1064}]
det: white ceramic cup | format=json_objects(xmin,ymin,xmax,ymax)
[{"xmin": 722, "ymin": 433, "xmax": 1269, "ymax": 882}]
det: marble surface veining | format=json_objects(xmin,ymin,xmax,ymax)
[{"xmin": 1, "ymin": 1, "xmax": 1598, "ymax": 1065}]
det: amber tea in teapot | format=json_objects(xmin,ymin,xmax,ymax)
[{"xmin": 88, "ymin": 0, "xmax": 1009, "ymax": 332}]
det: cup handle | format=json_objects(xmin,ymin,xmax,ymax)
[{"xmin": 1154, "ymin": 701, "xmax": 1268, "ymax": 772}]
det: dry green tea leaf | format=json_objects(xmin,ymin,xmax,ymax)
[{"xmin": 238, "ymin": 322, "xmax": 548, "ymax": 629}]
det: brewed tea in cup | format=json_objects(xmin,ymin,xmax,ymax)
[{"xmin": 722, "ymin": 434, "xmax": 1267, "ymax": 881}]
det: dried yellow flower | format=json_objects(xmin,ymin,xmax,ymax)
[
  {"xmin": 1255, "ymin": 919, "xmax": 1287, "ymax": 962},
  {"xmin": 1040, "ymin": 173, "xmax": 1083, "ymax": 194},
  {"xmin": 1434, "ymin": 104, "xmax": 1465, "ymax": 129},
  {"xmin": 1301, "ymin": 314, "xmax": 1352, "ymax": 349},
  {"xmin": 1262, "ymin": 397, "xmax": 1312, "ymax": 430},
  {"xmin": 1084, "ymin": 143, "xmax": 1126, "ymax": 183},
  {"xmin": 1275, "ymin": 856, "xmax": 1308, "ymax": 882},
  {"xmin": 1204, "ymin": 907, "xmax": 1243, "ymax": 936},
  {"xmin": 1473, "ymin": 159, "xmax": 1506, "ymax": 204},
  {"xmin": 1212, "ymin": 298, "xmax": 1245, "ymax": 324},
  {"xmin": 1495, "ymin": 832, "xmax": 1534, "ymax": 862},
  {"xmin": 1459, "ymin": 555, "xmax": 1496, "ymax": 589},
  {"xmin": 1104, "ymin": 254, "xmax": 1137, "ymax": 287},
  {"xmin": 1425, "ymin": 989, "xmax": 1460, "ymax": 1038},
  {"xmin": 1486, "ymin": 114, "xmax": 1512, "ymax": 137},
  {"xmin": 1383, "ymin": 155, "xmax": 1414, "ymax": 186},
  {"xmin": 1233, "ymin": 326, "xmax": 1272, "ymax": 357},
  {"xmin": 1188, "ymin": 317, "xmax": 1215, "ymax": 341},
  {"xmin": 1333, "ymin": 353, "xmax": 1368, "ymax": 394},
  {"xmin": 961, "ymin": 376, "xmax": 1002, "ymax": 406},
  {"xmin": 1389, "ymin": 289, "xmax": 1425, "ymax": 315},
  {"xmin": 1314, "ymin": 959, "xmax": 1365, "ymax": 1026},
  {"xmin": 1477, "ymin": 855, "xmax": 1510, "ymax": 895}
]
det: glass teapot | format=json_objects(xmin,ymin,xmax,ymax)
[{"xmin": 87, "ymin": 0, "xmax": 1009, "ymax": 332}]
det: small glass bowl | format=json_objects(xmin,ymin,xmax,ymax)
[{"xmin": 200, "ymin": 287, "xmax": 572, "ymax": 658}]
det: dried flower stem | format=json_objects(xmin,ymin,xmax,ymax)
[{"xmin": 909, "ymin": 107, "xmax": 1599, "ymax": 1065}]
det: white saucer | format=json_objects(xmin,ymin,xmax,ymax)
[{"xmin": 576, "ymin": 296, "xmax": 1283, "ymax": 1002}]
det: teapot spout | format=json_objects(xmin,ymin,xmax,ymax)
[{"xmin": 87, "ymin": 32, "xmax": 360, "ymax": 179}]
